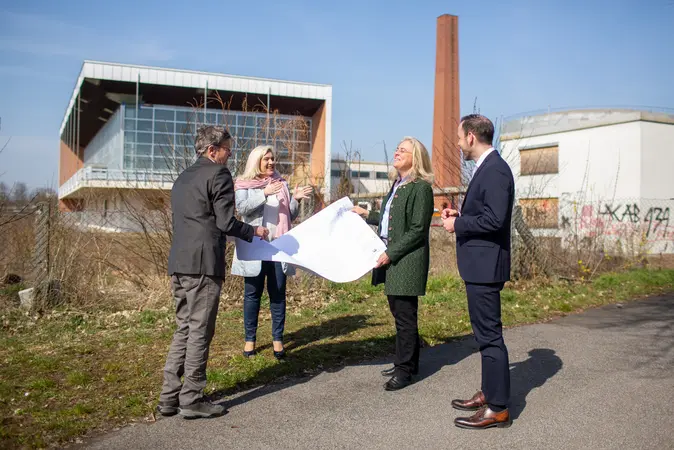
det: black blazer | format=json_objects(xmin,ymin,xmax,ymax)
[
  {"xmin": 454, "ymin": 151, "xmax": 515, "ymax": 284},
  {"xmin": 168, "ymin": 157, "xmax": 254, "ymax": 277}
]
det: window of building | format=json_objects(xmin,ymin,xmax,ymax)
[
  {"xmin": 120, "ymin": 105, "xmax": 312, "ymax": 176},
  {"xmin": 375, "ymin": 171, "xmax": 389, "ymax": 179},
  {"xmin": 330, "ymin": 169, "xmax": 343, "ymax": 177},
  {"xmin": 351, "ymin": 171, "xmax": 371, "ymax": 178},
  {"xmin": 136, "ymin": 144, "xmax": 153, "ymax": 156},
  {"xmin": 154, "ymin": 121, "xmax": 175, "ymax": 133},
  {"xmin": 154, "ymin": 109, "xmax": 175, "ymax": 121},
  {"xmin": 519, "ymin": 145, "xmax": 559, "ymax": 175},
  {"xmin": 519, "ymin": 197, "xmax": 559, "ymax": 229}
]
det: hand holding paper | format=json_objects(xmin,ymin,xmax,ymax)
[{"xmin": 234, "ymin": 197, "xmax": 386, "ymax": 282}]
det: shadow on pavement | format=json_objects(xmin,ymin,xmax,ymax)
[
  {"xmin": 414, "ymin": 335, "xmax": 478, "ymax": 382},
  {"xmin": 214, "ymin": 328, "xmax": 479, "ymax": 411},
  {"xmin": 210, "ymin": 316, "xmax": 567, "ymax": 422},
  {"xmin": 355, "ymin": 334, "xmax": 478, "ymax": 383},
  {"xmin": 210, "ymin": 314, "xmax": 391, "ymax": 408},
  {"xmin": 509, "ymin": 348, "xmax": 563, "ymax": 420}
]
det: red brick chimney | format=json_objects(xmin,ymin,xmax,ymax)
[{"xmin": 431, "ymin": 14, "xmax": 461, "ymax": 210}]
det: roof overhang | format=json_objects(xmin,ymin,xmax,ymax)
[
  {"xmin": 500, "ymin": 108, "xmax": 674, "ymax": 142},
  {"xmin": 59, "ymin": 60, "xmax": 333, "ymax": 146}
]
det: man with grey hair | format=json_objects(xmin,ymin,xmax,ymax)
[{"xmin": 158, "ymin": 125, "xmax": 268, "ymax": 419}]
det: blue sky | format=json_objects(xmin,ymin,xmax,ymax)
[{"xmin": 1, "ymin": 0, "xmax": 673, "ymax": 189}]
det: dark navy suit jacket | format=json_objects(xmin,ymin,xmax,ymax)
[{"xmin": 454, "ymin": 151, "xmax": 515, "ymax": 284}]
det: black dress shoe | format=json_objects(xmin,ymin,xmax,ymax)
[
  {"xmin": 242, "ymin": 349, "xmax": 256, "ymax": 358},
  {"xmin": 273, "ymin": 349, "xmax": 286, "ymax": 360},
  {"xmin": 381, "ymin": 366, "xmax": 418, "ymax": 377},
  {"xmin": 384, "ymin": 376, "xmax": 413, "ymax": 391},
  {"xmin": 381, "ymin": 366, "xmax": 396, "ymax": 376}
]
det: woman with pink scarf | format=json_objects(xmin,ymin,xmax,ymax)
[{"xmin": 232, "ymin": 145, "xmax": 313, "ymax": 359}]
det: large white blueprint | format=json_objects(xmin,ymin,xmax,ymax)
[{"xmin": 233, "ymin": 197, "xmax": 387, "ymax": 283}]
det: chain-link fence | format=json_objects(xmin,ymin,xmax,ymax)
[
  {"xmin": 2, "ymin": 192, "xmax": 672, "ymax": 310},
  {"xmin": 0, "ymin": 204, "xmax": 41, "ymax": 283},
  {"xmin": 511, "ymin": 197, "xmax": 674, "ymax": 278},
  {"xmin": 0, "ymin": 189, "xmax": 320, "ymax": 310}
]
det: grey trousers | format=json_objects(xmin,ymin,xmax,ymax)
[{"xmin": 159, "ymin": 274, "xmax": 222, "ymax": 406}]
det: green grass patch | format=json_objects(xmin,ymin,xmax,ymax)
[
  {"xmin": 66, "ymin": 371, "xmax": 92, "ymax": 387},
  {"xmin": 0, "ymin": 282, "xmax": 26, "ymax": 304},
  {"xmin": 28, "ymin": 378, "xmax": 57, "ymax": 391},
  {"xmin": 0, "ymin": 268, "xmax": 672, "ymax": 448}
]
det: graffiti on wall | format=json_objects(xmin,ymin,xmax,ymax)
[
  {"xmin": 561, "ymin": 202, "xmax": 673, "ymax": 243},
  {"xmin": 597, "ymin": 203, "xmax": 670, "ymax": 238}
]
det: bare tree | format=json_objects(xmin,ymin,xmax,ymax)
[
  {"xmin": 0, "ymin": 182, "xmax": 8, "ymax": 202},
  {"xmin": 11, "ymin": 182, "xmax": 29, "ymax": 205},
  {"xmin": 0, "ymin": 117, "xmax": 10, "ymax": 157}
]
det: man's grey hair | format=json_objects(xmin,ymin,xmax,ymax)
[{"xmin": 195, "ymin": 125, "xmax": 232, "ymax": 156}]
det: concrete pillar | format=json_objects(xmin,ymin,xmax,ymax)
[{"xmin": 311, "ymin": 102, "xmax": 327, "ymax": 206}]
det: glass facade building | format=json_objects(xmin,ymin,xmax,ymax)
[{"xmin": 83, "ymin": 104, "xmax": 312, "ymax": 177}]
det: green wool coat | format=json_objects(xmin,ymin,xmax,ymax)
[{"xmin": 367, "ymin": 179, "xmax": 434, "ymax": 297}]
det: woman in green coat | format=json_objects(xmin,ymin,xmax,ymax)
[{"xmin": 353, "ymin": 136, "xmax": 435, "ymax": 391}]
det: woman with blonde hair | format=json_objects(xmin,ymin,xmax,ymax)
[
  {"xmin": 232, "ymin": 145, "xmax": 313, "ymax": 359},
  {"xmin": 353, "ymin": 136, "xmax": 435, "ymax": 391}
]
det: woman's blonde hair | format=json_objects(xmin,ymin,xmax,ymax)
[
  {"xmin": 391, "ymin": 136, "xmax": 435, "ymax": 184},
  {"xmin": 237, "ymin": 145, "xmax": 276, "ymax": 180}
]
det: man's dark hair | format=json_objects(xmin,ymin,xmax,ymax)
[
  {"xmin": 460, "ymin": 114, "xmax": 494, "ymax": 145},
  {"xmin": 195, "ymin": 125, "xmax": 232, "ymax": 156}
]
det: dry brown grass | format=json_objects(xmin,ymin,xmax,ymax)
[
  {"xmin": 0, "ymin": 213, "xmax": 35, "ymax": 280},
  {"xmin": 2, "ymin": 204, "xmax": 665, "ymax": 314}
]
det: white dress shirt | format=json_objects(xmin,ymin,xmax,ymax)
[
  {"xmin": 380, "ymin": 176, "xmax": 408, "ymax": 239},
  {"xmin": 472, "ymin": 147, "xmax": 496, "ymax": 177}
]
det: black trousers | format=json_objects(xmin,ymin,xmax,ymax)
[
  {"xmin": 465, "ymin": 282, "xmax": 510, "ymax": 409},
  {"xmin": 387, "ymin": 295, "xmax": 420, "ymax": 378}
]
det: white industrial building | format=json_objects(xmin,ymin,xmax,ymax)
[
  {"xmin": 500, "ymin": 108, "xmax": 674, "ymax": 254},
  {"xmin": 330, "ymin": 158, "xmax": 393, "ymax": 209}
]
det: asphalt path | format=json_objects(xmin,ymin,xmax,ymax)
[{"xmin": 81, "ymin": 295, "xmax": 674, "ymax": 450}]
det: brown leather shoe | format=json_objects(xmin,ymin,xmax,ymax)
[
  {"xmin": 451, "ymin": 391, "xmax": 486, "ymax": 411},
  {"xmin": 454, "ymin": 406, "xmax": 511, "ymax": 429}
]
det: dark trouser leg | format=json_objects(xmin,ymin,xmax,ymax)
[
  {"xmin": 465, "ymin": 282, "xmax": 510, "ymax": 410},
  {"xmin": 266, "ymin": 262, "xmax": 287, "ymax": 342},
  {"xmin": 159, "ymin": 275, "xmax": 189, "ymax": 404},
  {"xmin": 178, "ymin": 274, "xmax": 222, "ymax": 406},
  {"xmin": 243, "ymin": 268, "xmax": 266, "ymax": 343},
  {"xmin": 387, "ymin": 295, "xmax": 420, "ymax": 378}
]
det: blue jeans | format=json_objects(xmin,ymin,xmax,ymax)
[{"xmin": 243, "ymin": 261, "xmax": 287, "ymax": 342}]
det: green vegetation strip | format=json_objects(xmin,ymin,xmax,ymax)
[{"xmin": 1, "ymin": 268, "xmax": 672, "ymax": 448}]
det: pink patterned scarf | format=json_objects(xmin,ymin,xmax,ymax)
[{"xmin": 234, "ymin": 172, "xmax": 291, "ymax": 238}]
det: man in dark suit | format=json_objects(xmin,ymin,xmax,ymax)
[
  {"xmin": 442, "ymin": 114, "xmax": 515, "ymax": 429},
  {"xmin": 157, "ymin": 125, "xmax": 268, "ymax": 419}
]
